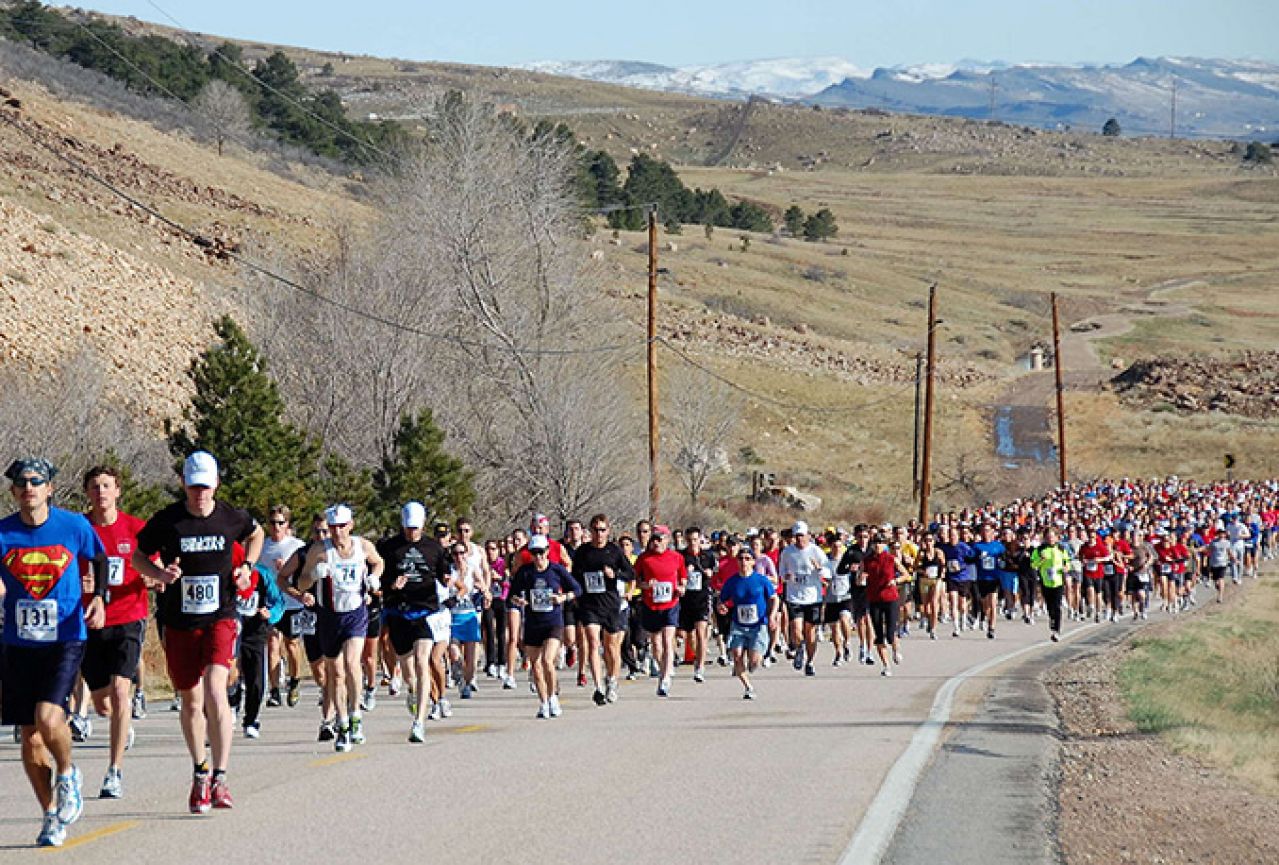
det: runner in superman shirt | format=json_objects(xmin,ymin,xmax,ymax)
[
  {"xmin": 132, "ymin": 451, "xmax": 263, "ymax": 815},
  {"xmin": 634, "ymin": 525, "xmax": 686, "ymax": 697},
  {"xmin": 1, "ymin": 458, "xmax": 106, "ymax": 848},
  {"xmin": 80, "ymin": 465, "xmax": 150, "ymax": 800}
]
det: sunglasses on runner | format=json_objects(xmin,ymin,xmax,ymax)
[
  {"xmin": 12, "ymin": 476, "xmax": 47, "ymax": 488},
  {"xmin": 270, "ymin": 519, "xmax": 288, "ymax": 525}
]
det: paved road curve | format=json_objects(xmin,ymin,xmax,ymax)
[{"xmin": 0, "ymin": 618, "xmax": 1106, "ymax": 863}]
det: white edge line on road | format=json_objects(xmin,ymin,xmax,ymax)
[{"xmin": 837, "ymin": 623, "xmax": 1101, "ymax": 865}]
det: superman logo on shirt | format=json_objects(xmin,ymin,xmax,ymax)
[{"xmin": 2, "ymin": 545, "xmax": 73, "ymax": 600}]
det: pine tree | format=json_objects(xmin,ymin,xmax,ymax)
[
  {"xmin": 166, "ymin": 315, "xmax": 321, "ymax": 519},
  {"xmin": 802, "ymin": 208, "xmax": 839, "ymax": 242},
  {"xmin": 373, "ymin": 409, "xmax": 475, "ymax": 530},
  {"xmin": 784, "ymin": 205, "xmax": 806, "ymax": 236}
]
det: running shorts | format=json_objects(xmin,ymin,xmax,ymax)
[
  {"xmin": 1, "ymin": 640, "xmax": 85, "ymax": 726},
  {"xmin": 824, "ymin": 598, "xmax": 852, "ymax": 624},
  {"xmin": 317, "ymin": 606, "xmax": 368, "ymax": 659},
  {"xmin": 976, "ymin": 579, "xmax": 1000, "ymax": 598},
  {"xmin": 641, "ymin": 605, "xmax": 680, "ymax": 633},
  {"xmin": 561, "ymin": 598, "xmax": 577, "ymax": 629},
  {"xmin": 81, "ymin": 619, "xmax": 145, "ymax": 691},
  {"xmin": 678, "ymin": 592, "xmax": 711, "ymax": 631},
  {"xmin": 997, "ymin": 572, "xmax": 1019, "ymax": 595},
  {"xmin": 577, "ymin": 602, "xmax": 625, "ymax": 635},
  {"xmin": 522, "ymin": 623, "xmax": 564, "ymax": 648},
  {"xmin": 386, "ymin": 615, "xmax": 433, "ymax": 657},
  {"xmin": 786, "ymin": 602, "xmax": 822, "ymax": 625},
  {"xmin": 451, "ymin": 612, "xmax": 481, "ymax": 644},
  {"xmin": 727, "ymin": 624, "xmax": 769, "ymax": 655},
  {"xmin": 164, "ymin": 618, "xmax": 238, "ymax": 692}
]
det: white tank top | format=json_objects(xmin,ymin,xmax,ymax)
[{"xmin": 319, "ymin": 537, "xmax": 369, "ymax": 614}]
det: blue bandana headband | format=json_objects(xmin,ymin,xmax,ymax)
[{"xmin": 5, "ymin": 458, "xmax": 57, "ymax": 483}]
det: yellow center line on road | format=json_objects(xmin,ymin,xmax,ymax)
[
  {"xmin": 310, "ymin": 752, "xmax": 368, "ymax": 768},
  {"xmin": 439, "ymin": 724, "xmax": 489, "ymax": 734},
  {"xmin": 44, "ymin": 820, "xmax": 138, "ymax": 852}
]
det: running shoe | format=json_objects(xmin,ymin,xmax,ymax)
[
  {"xmin": 211, "ymin": 777, "xmax": 233, "ymax": 809},
  {"xmin": 881, "ymin": 667, "xmax": 892, "ymax": 677},
  {"xmin": 716, "ymin": 654, "xmax": 728, "ymax": 667},
  {"xmin": 804, "ymin": 663, "xmax": 815, "ymax": 677},
  {"xmin": 360, "ymin": 687, "xmax": 376, "ymax": 712},
  {"xmin": 406, "ymin": 691, "xmax": 419, "ymax": 718},
  {"xmin": 388, "ymin": 676, "xmax": 402, "ymax": 697},
  {"xmin": 743, "ymin": 687, "xmax": 755, "ymax": 701},
  {"xmin": 427, "ymin": 702, "xmax": 442, "ymax": 721},
  {"xmin": 125, "ymin": 726, "xmax": 135, "ymax": 751},
  {"xmin": 69, "ymin": 714, "xmax": 89, "ymax": 743},
  {"xmin": 692, "ymin": 667, "xmax": 705, "ymax": 683},
  {"xmin": 625, "ymin": 670, "xmax": 639, "ymax": 680},
  {"xmin": 893, "ymin": 649, "xmax": 903, "ymax": 665},
  {"xmin": 502, "ymin": 675, "xmax": 516, "ymax": 690},
  {"xmin": 605, "ymin": 679, "xmax": 619, "ymax": 703},
  {"xmin": 987, "ymin": 629, "xmax": 996, "ymax": 640},
  {"xmin": 318, "ymin": 720, "xmax": 336, "ymax": 741},
  {"xmin": 537, "ymin": 702, "xmax": 550, "ymax": 719},
  {"xmin": 485, "ymin": 664, "xmax": 497, "ymax": 679},
  {"xmin": 36, "ymin": 812, "xmax": 65, "ymax": 848},
  {"xmin": 864, "ymin": 654, "xmax": 876, "ymax": 666},
  {"xmin": 189, "ymin": 772, "xmax": 212, "ymax": 814},
  {"xmin": 439, "ymin": 699, "xmax": 453, "ymax": 719},
  {"xmin": 564, "ymin": 647, "xmax": 577, "ymax": 668},
  {"xmin": 99, "ymin": 766, "xmax": 123, "ymax": 800},
  {"xmin": 267, "ymin": 688, "xmax": 282, "ymax": 708},
  {"xmin": 1051, "ymin": 632, "xmax": 1060, "ymax": 642},
  {"xmin": 460, "ymin": 683, "xmax": 474, "ymax": 699},
  {"xmin": 833, "ymin": 656, "xmax": 842, "ymax": 668},
  {"xmin": 334, "ymin": 725, "xmax": 352, "ymax": 753},
  {"xmin": 409, "ymin": 721, "xmax": 425, "ymax": 743},
  {"xmin": 169, "ymin": 697, "xmax": 181, "ymax": 712},
  {"xmin": 593, "ymin": 689, "xmax": 607, "ymax": 706},
  {"xmin": 244, "ymin": 723, "xmax": 260, "ymax": 740},
  {"xmin": 577, "ymin": 671, "xmax": 587, "ymax": 688},
  {"xmin": 656, "ymin": 677, "xmax": 671, "ymax": 697},
  {"xmin": 549, "ymin": 695, "xmax": 562, "ymax": 717},
  {"xmin": 350, "ymin": 715, "xmax": 365, "ymax": 745},
  {"xmin": 792, "ymin": 645, "xmax": 805, "ymax": 671},
  {"xmin": 287, "ymin": 679, "xmax": 301, "ymax": 708},
  {"xmin": 53, "ymin": 766, "xmax": 83, "ymax": 825},
  {"xmin": 131, "ymin": 691, "xmax": 147, "ymax": 720}
]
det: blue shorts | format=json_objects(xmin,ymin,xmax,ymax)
[
  {"xmin": 727, "ymin": 625, "xmax": 769, "ymax": 655},
  {"xmin": 998, "ymin": 573, "xmax": 1020, "ymax": 594},
  {"xmin": 1, "ymin": 640, "xmax": 85, "ymax": 726},
  {"xmin": 641, "ymin": 605, "xmax": 680, "ymax": 633},
  {"xmin": 450, "ymin": 612, "xmax": 481, "ymax": 644},
  {"xmin": 317, "ymin": 606, "xmax": 368, "ymax": 659}
]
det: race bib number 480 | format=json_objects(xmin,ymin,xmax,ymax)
[
  {"xmin": 181, "ymin": 574, "xmax": 220, "ymax": 615},
  {"xmin": 16, "ymin": 598, "xmax": 57, "ymax": 642}
]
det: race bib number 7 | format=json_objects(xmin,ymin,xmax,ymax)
[
  {"xmin": 107, "ymin": 556, "xmax": 126, "ymax": 587},
  {"xmin": 16, "ymin": 599, "xmax": 57, "ymax": 642},
  {"xmin": 181, "ymin": 574, "xmax": 220, "ymax": 615}
]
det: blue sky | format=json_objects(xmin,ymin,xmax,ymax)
[{"xmin": 74, "ymin": 1, "xmax": 1278, "ymax": 68}]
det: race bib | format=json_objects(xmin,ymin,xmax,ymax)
[
  {"xmin": 332, "ymin": 563, "xmax": 361, "ymax": 591},
  {"xmin": 832, "ymin": 575, "xmax": 850, "ymax": 597},
  {"xmin": 455, "ymin": 593, "xmax": 476, "ymax": 612},
  {"xmin": 1138, "ymin": 572, "xmax": 1151, "ymax": 585},
  {"xmin": 735, "ymin": 604, "xmax": 760, "ymax": 626},
  {"xmin": 16, "ymin": 598, "xmax": 57, "ymax": 642},
  {"xmin": 531, "ymin": 587, "xmax": 554, "ymax": 613},
  {"xmin": 107, "ymin": 556, "xmax": 126, "ymax": 587},
  {"xmin": 1160, "ymin": 564, "xmax": 1172, "ymax": 575},
  {"xmin": 584, "ymin": 571, "xmax": 606, "ymax": 594},
  {"xmin": 236, "ymin": 592, "xmax": 260, "ymax": 618},
  {"xmin": 1103, "ymin": 564, "xmax": 1115, "ymax": 576},
  {"xmin": 924, "ymin": 565, "xmax": 939, "ymax": 579},
  {"xmin": 1047, "ymin": 567, "xmax": 1060, "ymax": 583},
  {"xmin": 687, "ymin": 570, "xmax": 703, "ymax": 592},
  {"xmin": 980, "ymin": 555, "xmax": 995, "ymax": 571},
  {"xmin": 651, "ymin": 582, "xmax": 674, "ymax": 604},
  {"xmin": 292, "ymin": 609, "xmax": 317, "ymax": 636},
  {"xmin": 948, "ymin": 561, "xmax": 960, "ymax": 573},
  {"xmin": 181, "ymin": 574, "xmax": 220, "ymax": 615}
]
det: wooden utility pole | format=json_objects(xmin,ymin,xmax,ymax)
[
  {"xmin": 1051, "ymin": 292, "xmax": 1068, "ymax": 488},
  {"xmin": 646, "ymin": 207, "xmax": 660, "ymax": 520},
  {"xmin": 918, "ymin": 284, "xmax": 937, "ymax": 525},
  {"xmin": 912, "ymin": 351, "xmax": 923, "ymax": 499}
]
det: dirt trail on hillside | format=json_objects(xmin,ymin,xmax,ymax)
[{"xmin": 988, "ymin": 279, "xmax": 1201, "ymax": 495}]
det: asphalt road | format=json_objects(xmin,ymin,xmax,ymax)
[{"xmin": 0, "ymin": 614, "xmax": 1125, "ymax": 863}]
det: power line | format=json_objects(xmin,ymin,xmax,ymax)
[
  {"xmin": 142, "ymin": 0, "xmax": 393, "ymax": 164},
  {"xmin": 0, "ymin": 109, "xmax": 644, "ymax": 358}
]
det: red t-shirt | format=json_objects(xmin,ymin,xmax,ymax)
[
  {"xmin": 712, "ymin": 555, "xmax": 736, "ymax": 592},
  {"xmin": 1111, "ymin": 538, "xmax": 1133, "ymax": 574},
  {"xmin": 1079, "ymin": 540, "xmax": 1110, "ymax": 579},
  {"xmin": 92, "ymin": 511, "xmax": 149, "ymax": 627},
  {"xmin": 635, "ymin": 548, "xmax": 686, "ymax": 611},
  {"xmin": 863, "ymin": 552, "xmax": 900, "ymax": 603},
  {"xmin": 516, "ymin": 539, "xmax": 572, "ymax": 570}
]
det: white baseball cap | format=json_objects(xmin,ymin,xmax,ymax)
[
  {"xmin": 528, "ymin": 534, "xmax": 550, "ymax": 552},
  {"xmin": 325, "ymin": 504, "xmax": 353, "ymax": 526},
  {"xmin": 792, "ymin": 520, "xmax": 809, "ymax": 536},
  {"xmin": 401, "ymin": 502, "xmax": 426, "ymax": 529},
  {"xmin": 183, "ymin": 451, "xmax": 219, "ymax": 488}
]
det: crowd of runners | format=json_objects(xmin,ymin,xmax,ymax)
[{"xmin": 1, "ymin": 450, "xmax": 1276, "ymax": 846}]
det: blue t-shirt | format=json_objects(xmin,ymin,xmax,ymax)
[
  {"xmin": 972, "ymin": 540, "xmax": 1006, "ymax": 580},
  {"xmin": 719, "ymin": 571, "xmax": 772, "ymax": 630},
  {"xmin": 0, "ymin": 507, "xmax": 104, "ymax": 647},
  {"xmin": 939, "ymin": 542, "xmax": 975, "ymax": 582}
]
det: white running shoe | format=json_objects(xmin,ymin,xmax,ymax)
[{"xmin": 549, "ymin": 695, "xmax": 562, "ymax": 717}]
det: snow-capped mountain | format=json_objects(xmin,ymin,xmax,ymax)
[
  {"xmin": 520, "ymin": 57, "xmax": 870, "ymax": 99},
  {"xmin": 522, "ymin": 56, "xmax": 1279, "ymax": 139}
]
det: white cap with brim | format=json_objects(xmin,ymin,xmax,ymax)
[
  {"xmin": 402, "ymin": 502, "xmax": 426, "ymax": 529},
  {"xmin": 325, "ymin": 504, "xmax": 353, "ymax": 526},
  {"xmin": 528, "ymin": 534, "xmax": 550, "ymax": 552},
  {"xmin": 183, "ymin": 451, "xmax": 219, "ymax": 488},
  {"xmin": 792, "ymin": 520, "xmax": 809, "ymax": 536}
]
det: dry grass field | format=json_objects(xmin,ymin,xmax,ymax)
[{"xmin": 3, "ymin": 19, "xmax": 1278, "ymax": 520}]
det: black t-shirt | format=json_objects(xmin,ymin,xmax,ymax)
[
  {"xmin": 377, "ymin": 533, "xmax": 448, "ymax": 614},
  {"xmin": 838, "ymin": 545, "xmax": 869, "ymax": 594},
  {"xmin": 681, "ymin": 549, "xmax": 718, "ymax": 597},
  {"xmin": 137, "ymin": 499, "xmax": 257, "ymax": 630},
  {"xmin": 571, "ymin": 541, "xmax": 634, "ymax": 609}
]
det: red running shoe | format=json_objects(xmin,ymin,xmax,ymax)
[
  {"xmin": 211, "ymin": 777, "xmax": 234, "ymax": 810},
  {"xmin": 189, "ymin": 773, "xmax": 211, "ymax": 814}
]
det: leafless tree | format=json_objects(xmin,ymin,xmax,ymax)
[
  {"xmin": 193, "ymin": 79, "xmax": 252, "ymax": 157},
  {"xmin": 663, "ymin": 369, "xmax": 742, "ymax": 506}
]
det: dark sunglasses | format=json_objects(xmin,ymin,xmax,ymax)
[
  {"xmin": 270, "ymin": 519, "xmax": 288, "ymax": 525},
  {"xmin": 13, "ymin": 477, "xmax": 48, "ymax": 488}
]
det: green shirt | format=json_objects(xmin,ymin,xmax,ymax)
[{"xmin": 1030, "ymin": 544, "xmax": 1070, "ymax": 588}]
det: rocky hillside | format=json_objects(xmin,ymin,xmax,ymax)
[{"xmin": 1111, "ymin": 352, "xmax": 1279, "ymax": 418}]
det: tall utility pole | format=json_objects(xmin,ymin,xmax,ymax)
[
  {"xmin": 912, "ymin": 351, "xmax": 923, "ymax": 499},
  {"xmin": 918, "ymin": 284, "xmax": 938, "ymax": 525},
  {"xmin": 1170, "ymin": 78, "xmax": 1177, "ymax": 139},
  {"xmin": 646, "ymin": 207, "xmax": 660, "ymax": 521},
  {"xmin": 988, "ymin": 77, "xmax": 997, "ymax": 120},
  {"xmin": 1051, "ymin": 292, "xmax": 1068, "ymax": 488}
]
